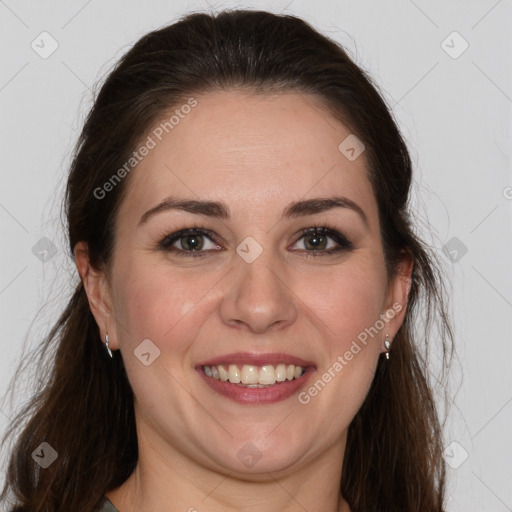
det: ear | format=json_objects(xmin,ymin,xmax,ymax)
[
  {"xmin": 380, "ymin": 249, "xmax": 414, "ymax": 353},
  {"xmin": 74, "ymin": 241, "xmax": 118, "ymax": 351}
]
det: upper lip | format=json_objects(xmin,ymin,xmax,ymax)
[{"xmin": 196, "ymin": 352, "xmax": 316, "ymax": 368}]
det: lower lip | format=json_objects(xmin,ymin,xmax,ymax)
[{"xmin": 196, "ymin": 366, "xmax": 315, "ymax": 404}]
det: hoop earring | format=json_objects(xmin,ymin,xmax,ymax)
[
  {"xmin": 384, "ymin": 333, "xmax": 392, "ymax": 360},
  {"xmin": 105, "ymin": 332, "xmax": 113, "ymax": 358}
]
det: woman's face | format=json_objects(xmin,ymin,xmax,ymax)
[{"xmin": 81, "ymin": 90, "xmax": 410, "ymax": 477}]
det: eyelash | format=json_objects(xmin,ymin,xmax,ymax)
[{"xmin": 157, "ymin": 224, "xmax": 354, "ymax": 259}]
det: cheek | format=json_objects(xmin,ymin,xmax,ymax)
[
  {"xmin": 301, "ymin": 263, "xmax": 387, "ymax": 346},
  {"xmin": 298, "ymin": 265, "xmax": 386, "ymax": 419},
  {"xmin": 112, "ymin": 258, "xmax": 220, "ymax": 345},
  {"xmin": 111, "ymin": 262, "xmax": 208, "ymax": 404}
]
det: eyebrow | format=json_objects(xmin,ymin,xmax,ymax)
[{"xmin": 138, "ymin": 195, "xmax": 369, "ymax": 228}]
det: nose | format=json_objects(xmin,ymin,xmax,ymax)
[{"xmin": 219, "ymin": 247, "xmax": 298, "ymax": 334}]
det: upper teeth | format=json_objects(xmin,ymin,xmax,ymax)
[{"xmin": 203, "ymin": 364, "xmax": 305, "ymax": 386}]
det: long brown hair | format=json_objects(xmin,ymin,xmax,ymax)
[{"xmin": 1, "ymin": 9, "xmax": 454, "ymax": 512}]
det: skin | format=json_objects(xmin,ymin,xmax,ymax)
[{"xmin": 75, "ymin": 90, "xmax": 413, "ymax": 512}]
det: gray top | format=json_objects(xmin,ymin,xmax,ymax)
[{"xmin": 94, "ymin": 496, "xmax": 120, "ymax": 512}]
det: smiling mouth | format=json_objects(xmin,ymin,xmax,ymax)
[{"xmin": 201, "ymin": 363, "xmax": 307, "ymax": 387}]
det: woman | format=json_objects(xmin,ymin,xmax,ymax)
[{"xmin": 1, "ymin": 9, "xmax": 454, "ymax": 512}]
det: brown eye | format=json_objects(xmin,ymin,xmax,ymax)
[
  {"xmin": 292, "ymin": 227, "xmax": 353, "ymax": 256},
  {"xmin": 178, "ymin": 233, "xmax": 205, "ymax": 251},
  {"xmin": 159, "ymin": 228, "xmax": 222, "ymax": 258},
  {"xmin": 303, "ymin": 231, "xmax": 329, "ymax": 250}
]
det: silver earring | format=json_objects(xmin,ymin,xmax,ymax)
[
  {"xmin": 105, "ymin": 332, "xmax": 113, "ymax": 358},
  {"xmin": 384, "ymin": 333, "xmax": 391, "ymax": 360}
]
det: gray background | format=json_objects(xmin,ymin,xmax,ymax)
[{"xmin": 1, "ymin": 1, "xmax": 511, "ymax": 510}]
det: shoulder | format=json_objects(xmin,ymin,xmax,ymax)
[{"xmin": 93, "ymin": 496, "xmax": 120, "ymax": 512}]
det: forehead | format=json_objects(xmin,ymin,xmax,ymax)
[{"xmin": 118, "ymin": 90, "xmax": 378, "ymax": 228}]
